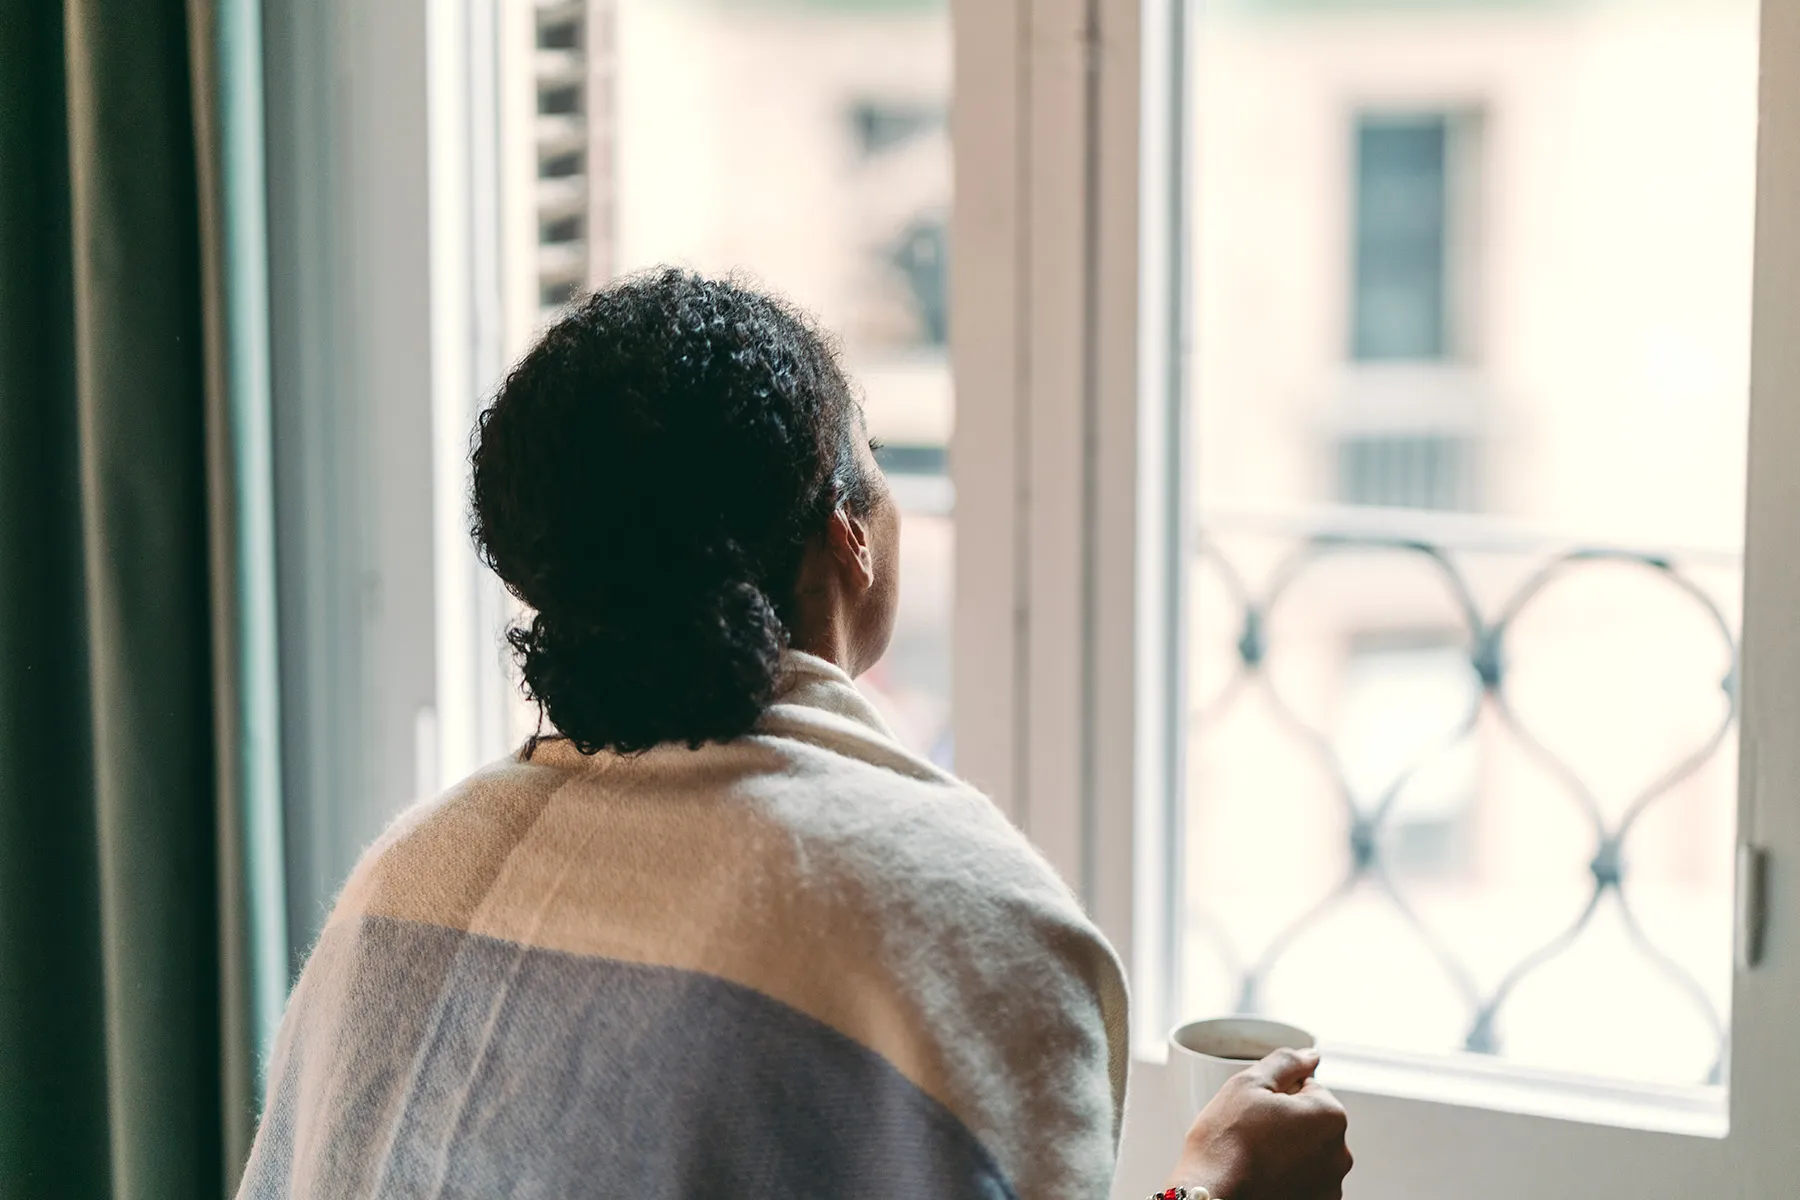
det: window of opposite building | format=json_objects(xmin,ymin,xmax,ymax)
[{"xmin": 1352, "ymin": 113, "xmax": 1452, "ymax": 362}]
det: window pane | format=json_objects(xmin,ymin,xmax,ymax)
[
  {"xmin": 1185, "ymin": 0, "xmax": 1756, "ymax": 1090},
  {"xmin": 500, "ymin": 0, "xmax": 953, "ymax": 763},
  {"xmin": 1353, "ymin": 115, "xmax": 1449, "ymax": 361}
]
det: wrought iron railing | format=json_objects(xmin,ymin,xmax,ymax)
[{"xmin": 1191, "ymin": 508, "xmax": 1739, "ymax": 1083}]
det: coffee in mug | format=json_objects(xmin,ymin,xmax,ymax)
[{"xmin": 1168, "ymin": 1016, "xmax": 1316, "ymax": 1116}]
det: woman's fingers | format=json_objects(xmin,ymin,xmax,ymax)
[{"xmin": 1246, "ymin": 1045, "xmax": 1322, "ymax": 1092}]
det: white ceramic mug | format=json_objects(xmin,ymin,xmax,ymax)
[{"xmin": 1168, "ymin": 1016, "xmax": 1317, "ymax": 1117}]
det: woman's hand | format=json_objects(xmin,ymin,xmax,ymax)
[{"xmin": 1167, "ymin": 1047, "xmax": 1353, "ymax": 1199}]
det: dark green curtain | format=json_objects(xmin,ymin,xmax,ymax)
[{"xmin": 0, "ymin": 1, "xmax": 283, "ymax": 1196}]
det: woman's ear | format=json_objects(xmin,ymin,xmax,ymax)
[{"xmin": 826, "ymin": 505, "xmax": 876, "ymax": 592}]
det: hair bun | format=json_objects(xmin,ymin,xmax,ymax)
[{"xmin": 512, "ymin": 575, "xmax": 786, "ymax": 754}]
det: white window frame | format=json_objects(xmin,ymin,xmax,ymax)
[
  {"xmin": 952, "ymin": 0, "xmax": 1800, "ymax": 1197},
  {"xmin": 265, "ymin": 0, "xmax": 450, "ymax": 949}
]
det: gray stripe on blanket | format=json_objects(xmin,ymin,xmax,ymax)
[{"xmin": 242, "ymin": 914, "xmax": 1015, "ymax": 1200}]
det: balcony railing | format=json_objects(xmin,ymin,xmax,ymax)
[{"xmin": 1189, "ymin": 506, "xmax": 1739, "ymax": 1084}]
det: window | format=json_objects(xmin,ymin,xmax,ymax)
[
  {"xmin": 1189, "ymin": 0, "xmax": 1755, "ymax": 1084},
  {"xmin": 949, "ymin": 0, "xmax": 1799, "ymax": 1193},
  {"xmin": 848, "ymin": 100, "xmax": 950, "ymax": 349},
  {"xmin": 850, "ymin": 99, "xmax": 944, "ymax": 158},
  {"xmin": 886, "ymin": 214, "xmax": 949, "ymax": 348},
  {"xmin": 1161, "ymin": 0, "xmax": 1794, "ymax": 1189},
  {"xmin": 264, "ymin": 0, "xmax": 1800, "ymax": 1193},
  {"xmin": 1352, "ymin": 114, "xmax": 1452, "ymax": 362}
]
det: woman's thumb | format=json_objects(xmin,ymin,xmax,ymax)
[{"xmin": 1248, "ymin": 1045, "xmax": 1321, "ymax": 1092}]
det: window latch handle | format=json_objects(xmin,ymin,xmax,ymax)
[{"xmin": 1737, "ymin": 842, "xmax": 1771, "ymax": 971}]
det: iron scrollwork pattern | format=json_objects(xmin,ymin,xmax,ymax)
[{"xmin": 1192, "ymin": 518, "xmax": 1738, "ymax": 1084}]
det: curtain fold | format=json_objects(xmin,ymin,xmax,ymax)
[
  {"xmin": 0, "ymin": 2, "xmax": 112, "ymax": 1196},
  {"xmin": 187, "ymin": 0, "xmax": 291, "ymax": 1178},
  {"xmin": 0, "ymin": 0, "xmax": 284, "ymax": 1195}
]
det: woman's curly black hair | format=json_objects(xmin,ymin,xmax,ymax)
[{"xmin": 471, "ymin": 269, "xmax": 876, "ymax": 755}]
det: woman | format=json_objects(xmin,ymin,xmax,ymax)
[{"xmin": 238, "ymin": 270, "xmax": 1351, "ymax": 1199}]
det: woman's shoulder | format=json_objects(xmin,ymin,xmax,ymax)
[
  {"xmin": 737, "ymin": 719, "xmax": 1111, "ymax": 974},
  {"xmin": 323, "ymin": 751, "xmax": 579, "ymax": 933}
]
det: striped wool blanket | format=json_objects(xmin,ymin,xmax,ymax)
[{"xmin": 238, "ymin": 652, "xmax": 1129, "ymax": 1199}]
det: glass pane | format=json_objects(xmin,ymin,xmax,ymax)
[
  {"xmin": 1183, "ymin": 0, "xmax": 1757, "ymax": 1090},
  {"xmin": 499, "ymin": 0, "xmax": 953, "ymax": 764},
  {"xmin": 1352, "ymin": 115, "xmax": 1449, "ymax": 361}
]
